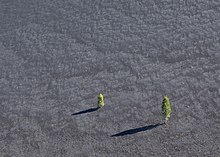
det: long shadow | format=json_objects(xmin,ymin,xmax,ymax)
[
  {"xmin": 111, "ymin": 123, "xmax": 163, "ymax": 137},
  {"xmin": 72, "ymin": 107, "xmax": 100, "ymax": 116}
]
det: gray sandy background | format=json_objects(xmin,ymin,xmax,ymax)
[{"xmin": 0, "ymin": 0, "xmax": 220, "ymax": 156}]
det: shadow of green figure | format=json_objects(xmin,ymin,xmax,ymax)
[
  {"xmin": 98, "ymin": 93, "xmax": 104, "ymax": 108},
  {"xmin": 162, "ymin": 96, "xmax": 172, "ymax": 125}
]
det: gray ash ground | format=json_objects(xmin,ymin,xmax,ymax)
[{"xmin": 0, "ymin": 0, "xmax": 220, "ymax": 157}]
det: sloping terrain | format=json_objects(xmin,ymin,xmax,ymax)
[{"xmin": 0, "ymin": 0, "xmax": 220, "ymax": 156}]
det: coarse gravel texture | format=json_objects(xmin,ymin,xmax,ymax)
[{"xmin": 0, "ymin": 0, "xmax": 220, "ymax": 157}]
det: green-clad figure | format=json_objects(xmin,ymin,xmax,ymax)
[
  {"xmin": 98, "ymin": 93, "xmax": 104, "ymax": 108},
  {"xmin": 162, "ymin": 96, "xmax": 172, "ymax": 124}
]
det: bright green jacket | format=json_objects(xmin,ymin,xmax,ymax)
[
  {"xmin": 98, "ymin": 93, "xmax": 104, "ymax": 107},
  {"xmin": 162, "ymin": 96, "xmax": 172, "ymax": 118}
]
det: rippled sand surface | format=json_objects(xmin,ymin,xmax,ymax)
[{"xmin": 0, "ymin": 1, "xmax": 220, "ymax": 156}]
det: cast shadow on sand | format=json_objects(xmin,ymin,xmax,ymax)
[
  {"xmin": 111, "ymin": 123, "xmax": 163, "ymax": 137},
  {"xmin": 72, "ymin": 107, "xmax": 100, "ymax": 116}
]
